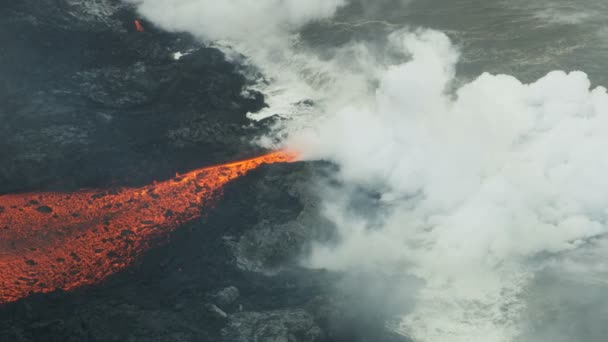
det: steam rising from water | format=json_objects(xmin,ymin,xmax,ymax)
[
  {"xmin": 130, "ymin": 1, "xmax": 608, "ymax": 341},
  {"xmin": 297, "ymin": 29, "xmax": 608, "ymax": 341}
]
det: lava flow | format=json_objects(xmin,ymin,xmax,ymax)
[
  {"xmin": 0, "ymin": 151, "xmax": 295, "ymax": 304},
  {"xmin": 134, "ymin": 19, "xmax": 144, "ymax": 32}
]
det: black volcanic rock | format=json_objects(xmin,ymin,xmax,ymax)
[
  {"xmin": 228, "ymin": 163, "xmax": 335, "ymax": 273},
  {"xmin": 222, "ymin": 310, "xmax": 323, "ymax": 342},
  {"xmin": 212, "ymin": 286, "xmax": 240, "ymax": 308},
  {"xmin": 0, "ymin": 1, "xmax": 265, "ymax": 194}
]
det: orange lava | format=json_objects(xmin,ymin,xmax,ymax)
[
  {"xmin": 0, "ymin": 151, "xmax": 296, "ymax": 304},
  {"xmin": 134, "ymin": 19, "xmax": 144, "ymax": 32}
]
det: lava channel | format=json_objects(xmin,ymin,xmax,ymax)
[{"xmin": 0, "ymin": 151, "xmax": 295, "ymax": 304}]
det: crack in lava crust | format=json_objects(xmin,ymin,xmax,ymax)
[{"xmin": 0, "ymin": 151, "xmax": 296, "ymax": 304}]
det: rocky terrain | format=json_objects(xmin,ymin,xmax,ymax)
[{"xmin": 0, "ymin": 1, "xmax": 406, "ymax": 341}]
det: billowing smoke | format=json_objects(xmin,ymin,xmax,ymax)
[
  {"xmin": 128, "ymin": 1, "xmax": 608, "ymax": 341},
  {"xmin": 293, "ymin": 29, "xmax": 608, "ymax": 341}
]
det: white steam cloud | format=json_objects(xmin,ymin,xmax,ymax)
[
  {"xmin": 295, "ymin": 29, "xmax": 608, "ymax": 341},
  {"xmin": 128, "ymin": 1, "xmax": 608, "ymax": 341}
]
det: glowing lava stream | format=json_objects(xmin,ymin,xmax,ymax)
[{"xmin": 0, "ymin": 151, "xmax": 296, "ymax": 304}]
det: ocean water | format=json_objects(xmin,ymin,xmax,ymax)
[{"xmin": 304, "ymin": 0, "xmax": 608, "ymax": 84}]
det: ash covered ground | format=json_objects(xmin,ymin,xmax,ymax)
[{"xmin": 0, "ymin": 2, "xmax": 403, "ymax": 341}]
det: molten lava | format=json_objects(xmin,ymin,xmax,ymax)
[
  {"xmin": 134, "ymin": 19, "xmax": 144, "ymax": 32},
  {"xmin": 0, "ymin": 151, "xmax": 295, "ymax": 304}
]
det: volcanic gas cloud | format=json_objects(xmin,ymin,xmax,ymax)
[{"xmin": 0, "ymin": 151, "xmax": 295, "ymax": 304}]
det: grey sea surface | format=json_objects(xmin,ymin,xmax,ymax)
[{"xmin": 303, "ymin": 0, "xmax": 608, "ymax": 85}]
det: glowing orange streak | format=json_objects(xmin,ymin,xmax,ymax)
[
  {"xmin": 134, "ymin": 19, "xmax": 144, "ymax": 32},
  {"xmin": 0, "ymin": 151, "xmax": 296, "ymax": 304}
]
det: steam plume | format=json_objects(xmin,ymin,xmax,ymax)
[{"xmin": 296, "ymin": 29, "xmax": 608, "ymax": 341}]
